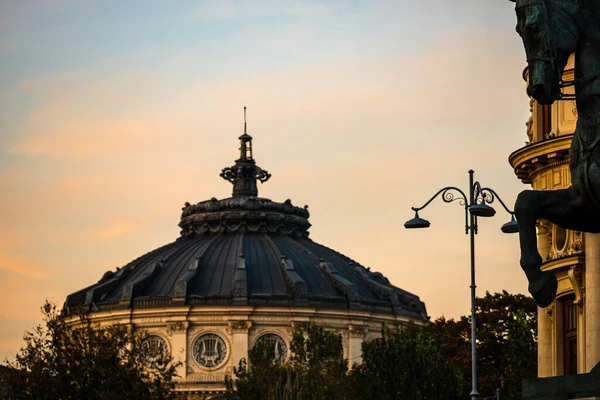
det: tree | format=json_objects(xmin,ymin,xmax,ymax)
[
  {"xmin": 224, "ymin": 340, "xmax": 291, "ymax": 400},
  {"xmin": 4, "ymin": 302, "xmax": 179, "ymax": 400},
  {"xmin": 225, "ymin": 323, "xmax": 349, "ymax": 400},
  {"xmin": 226, "ymin": 291, "xmax": 536, "ymax": 399},
  {"xmin": 349, "ymin": 323, "xmax": 463, "ymax": 400},
  {"xmin": 503, "ymin": 309, "xmax": 537, "ymax": 400},
  {"xmin": 423, "ymin": 291, "xmax": 537, "ymax": 399}
]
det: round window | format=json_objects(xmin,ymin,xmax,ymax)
[
  {"xmin": 140, "ymin": 335, "xmax": 169, "ymax": 368},
  {"xmin": 193, "ymin": 333, "xmax": 228, "ymax": 368},
  {"xmin": 256, "ymin": 333, "xmax": 288, "ymax": 360},
  {"xmin": 554, "ymin": 225, "xmax": 568, "ymax": 252}
]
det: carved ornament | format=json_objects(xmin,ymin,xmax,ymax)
[
  {"xmin": 567, "ymin": 265, "xmax": 585, "ymax": 314},
  {"xmin": 166, "ymin": 321, "xmax": 188, "ymax": 336},
  {"xmin": 227, "ymin": 320, "xmax": 252, "ymax": 334},
  {"xmin": 349, "ymin": 324, "xmax": 368, "ymax": 339}
]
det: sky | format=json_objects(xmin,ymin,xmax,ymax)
[{"xmin": 0, "ymin": 0, "xmax": 532, "ymax": 361}]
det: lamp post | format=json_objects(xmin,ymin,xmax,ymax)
[{"xmin": 404, "ymin": 170, "xmax": 518, "ymax": 400}]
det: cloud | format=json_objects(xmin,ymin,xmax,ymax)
[
  {"xmin": 0, "ymin": 253, "xmax": 47, "ymax": 279},
  {"xmin": 87, "ymin": 219, "xmax": 140, "ymax": 242},
  {"xmin": 8, "ymin": 28, "xmax": 528, "ymax": 162}
]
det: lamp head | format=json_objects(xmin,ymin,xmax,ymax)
[
  {"xmin": 501, "ymin": 215, "xmax": 519, "ymax": 234},
  {"xmin": 469, "ymin": 202, "xmax": 496, "ymax": 217},
  {"xmin": 404, "ymin": 211, "xmax": 430, "ymax": 229}
]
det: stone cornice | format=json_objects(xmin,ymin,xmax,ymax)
[
  {"xmin": 509, "ymin": 135, "xmax": 573, "ymax": 183},
  {"xmin": 540, "ymin": 254, "xmax": 584, "ymax": 273}
]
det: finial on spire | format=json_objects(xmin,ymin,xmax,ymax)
[
  {"xmin": 239, "ymin": 106, "xmax": 253, "ymax": 160},
  {"xmin": 220, "ymin": 108, "xmax": 270, "ymax": 197}
]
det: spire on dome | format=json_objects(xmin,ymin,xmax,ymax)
[
  {"xmin": 220, "ymin": 107, "xmax": 271, "ymax": 197},
  {"xmin": 239, "ymin": 106, "xmax": 253, "ymax": 160}
]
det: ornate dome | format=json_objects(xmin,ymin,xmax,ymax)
[{"xmin": 64, "ymin": 113, "xmax": 427, "ymax": 322}]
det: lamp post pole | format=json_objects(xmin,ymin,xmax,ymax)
[
  {"xmin": 404, "ymin": 169, "xmax": 518, "ymax": 400},
  {"xmin": 468, "ymin": 169, "xmax": 478, "ymax": 400}
]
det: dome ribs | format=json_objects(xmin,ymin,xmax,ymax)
[
  {"xmin": 263, "ymin": 235, "xmax": 307, "ymax": 301},
  {"xmin": 217, "ymin": 234, "xmax": 240, "ymax": 296},
  {"xmin": 272, "ymin": 236, "xmax": 338, "ymax": 298},
  {"xmin": 305, "ymin": 240, "xmax": 423, "ymax": 313},
  {"xmin": 107, "ymin": 241, "xmax": 186, "ymax": 302},
  {"xmin": 120, "ymin": 259, "xmax": 165, "ymax": 305},
  {"xmin": 352, "ymin": 266, "xmax": 401, "ymax": 306},
  {"xmin": 317, "ymin": 261, "xmax": 360, "ymax": 302},
  {"xmin": 67, "ymin": 241, "xmax": 178, "ymax": 311},
  {"xmin": 202, "ymin": 234, "xmax": 238, "ymax": 297},
  {"xmin": 231, "ymin": 253, "xmax": 248, "ymax": 303},
  {"xmin": 279, "ymin": 256, "xmax": 308, "ymax": 300},
  {"xmin": 171, "ymin": 237, "xmax": 217, "ymax": 304},
  {"xmin": 83, "ymin": 269, "xmax": 133, "ymax": 306},
  {"xmin": 139, "ymin": 237, "xmax": 204, "ymax": 298},
  {"xmin": 300, "ymin": 241, "xmax": 379, "ymax": 302},
  {"xmin": 278, "ymin": 236, "xmax": 356, "ymax": 302},
  {"xmin": 244, "ymin": 234, "xmax": 287, "ymax": 296}
]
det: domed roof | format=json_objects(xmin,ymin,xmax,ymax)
[{"xmin": 64, "ymin": 112, "xmax": 427, "ymax": 321}]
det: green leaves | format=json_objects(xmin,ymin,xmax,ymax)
[
  {"xmin": 422, "ymin": 291, "xmax": 537, "ymax": 399},
  {"xmin": 351, "ymin": 323, "xmax": 463, "ymax": 400},
  {"xmin": 225, "ymin": 324, "xmax": 349, "ymax": 400},
  {"xmin": 4, "ymin": 302, "xmax": 179, "ymax": 400}
]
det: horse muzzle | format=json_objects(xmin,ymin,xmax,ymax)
[{"xmin": 528, "ymin": 82, "xmax": 555, "ymax": 105}]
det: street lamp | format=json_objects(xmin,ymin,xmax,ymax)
[{"xmin": 404, "ymin": 169, "xmax": 517, "ymax": 400}]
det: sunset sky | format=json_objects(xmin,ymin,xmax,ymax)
[{"xmin": 0, "ymin": 0, "xmax": 531, "ymax": 361}]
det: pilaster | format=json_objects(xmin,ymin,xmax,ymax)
[
  {"xmin": 228, "ymin": 320, "xmax": 252, "ymax": 368},
  {"xmin": 538, "ymin": 305, "xmax": 553, "ymax": 377},
  {"xmin": 166, "ymin": 321, "xmax": 189, "ymax": 379},
  {"xmin": 585, "ymin": 233, "xmax": 600, "ymax": 372}
]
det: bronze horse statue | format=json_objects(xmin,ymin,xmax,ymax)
[{"xmin": 510, "ymin": 0, "xmax": 600, "ymax": 307}]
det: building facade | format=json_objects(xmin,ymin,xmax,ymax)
[
  {"xmin": 63, "ymin": 123, "xmax": 428, "ymax": 399},
  {"xmin": 509, "ymin": 55, "xmax": 600, "ymax": 377}
]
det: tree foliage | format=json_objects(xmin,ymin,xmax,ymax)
[
  {"xmin": 225, "ymin": 323, "xmax": 349, "ymax": 400},
  {"xmin": 4, "ymin": 302, "xmax": 179, "ymax": 400},
  {"xmin": 423, "ymin": 290, "xmax": 537, "ymax": 399},
  {"xmin": 349, "ymin": 323, "xmax": 463, "ymax": 400},
  {"xmin": 225, "ymin": 291, "xmax": 537, "ymax": 400}
]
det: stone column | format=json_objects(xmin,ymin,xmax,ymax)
[
  {"xmin": 537, "ymin": 222, "xmax": 554, "ymax": 377},
  {"xmin": 166, "ymin": 321, "xmax": 189, "ymax": 379},
  {"xmin": 537, "ymin": 306, "xmax": 553, "ymax": 377},
  {"xmin": 585, "ymin": 233, "xmax": 600, "ymax": 372},
  {"xmin": 229, "ymin": 321, "xmax": 251, "ymax": 368}
]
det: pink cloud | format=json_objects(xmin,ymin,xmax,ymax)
[
  {"xmin": 86, "ymin": 219, "xmax": 140, "ymax": 242},
  {"xmin": 0, "ymin": 253, "xmax": 48, "ymax": 279}
]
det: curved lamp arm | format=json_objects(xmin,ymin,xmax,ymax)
[
  {"xmin": 479, "ymin": 187, "xmax": 515, "ymax": 215},
  {"xmin": 410, "ymin": 186, "xmax": 468, "ymax": 212},
  {"xmin": 410, "ymin": 186, "xmax": 470, "ymax": 234}
]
